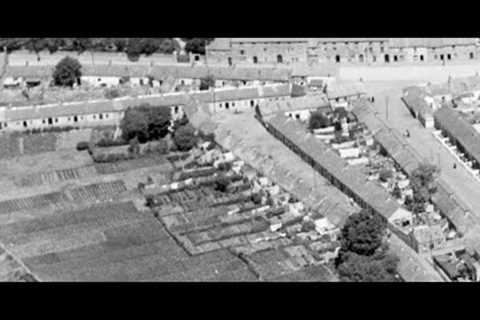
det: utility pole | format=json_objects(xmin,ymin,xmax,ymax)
[{"xmin": 385, "ymin": 95, "xmax": 389, "ymax": 121}]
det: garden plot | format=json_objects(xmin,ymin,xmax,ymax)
[
  {"xmin": 67, "ymin": 180, "xmax": 127, "ymax": 205},
  {"xmin": 0, "ymin": 192, "xmax": 72, "ymax": 216},
  {"xmin": 22, "ymin": 133, "xmax": 57, "ymax": 155},
  {"xmin": 23, "ymin": 219, "xmax": 173, "ymax": 271},
  {"xmin": 0, "ymin": 149, "xmax": 92, "ymax": 180},
  {"xmin": 0, "ymin": 134, "xmax": 21, "ymax": 160},
  {"xmin": 267, "ymin": 264, "xmax": 337, "ymax": 282},
  {"xmin": 15, "ymin": 165, "xmax": 98, "ymax": 188},
  {"xmin": 0, "ymin": 180, "xmax": 127, "ymax": 216},
  {"xmin": 0, "ymin": 202, "xmax": 142, "ymax": 244},
  {"xmin": 55, "ymin": 129, "xmax": 92, "ymax": 150},
  {"xmin": 94, "ymin": 155, "xmax": 169, "ymax": 175}
]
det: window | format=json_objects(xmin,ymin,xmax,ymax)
[
  {"xmin": 447, "ymin": 54, "xmax": 452, "ymax": 60},
  {"xmin": 105, "ymin": 114, "xmax": 109, "ymax": 119},
  {"xmin": 67, "ymin": 117, "xmax": 71, "ymax": 121},
  {"xmin": 42, "ymin": 119, "xmax": 45, "ymax": 124},
  {"xmin": 73, "ymin": 116, "xmax": 78, "ymax": 122},
  {"xmin": 99, "ymin": 114, "xmax": 103, "ymax": 120},
  {"xmin": 225, "ymin": 102, "xmax": 229, "ymax": 109},
  {"xmin": 380, "ymin": 47, "xmax": 384, "ymax": 53},
  {"xmin": 470, "ymin": 52, "xmax": 475, "ymax": 59},
  {"xmin": 250, "ymin": 100, "xmax": 254, "ymax": 107},
  {"xmin": 240, "ymin": 50, "xmax": 244, "ymax": 55},
  {"xmin": 253, "ymin": 56, "xmax": 258, "ymax": 64},
  {"xmin": 55, "ymin": 118, "xmax": 58, "ymax": 123}
]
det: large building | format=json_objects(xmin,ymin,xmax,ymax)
[{"xmin": 206, "ymin": 38, "xmax": 480, "ymax": 66}]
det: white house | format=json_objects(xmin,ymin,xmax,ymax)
[{"xmin": 81, "ymin": 75, "xmax": 120, "ymax": 88}]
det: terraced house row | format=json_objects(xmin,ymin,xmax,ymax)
[
  {"xmin": 207, "ymin": 38, "xmax": 480, "ymax": 66},
  {"xmin": 0, "ymin": 83, "xmax": 293, "ymax": 131}
]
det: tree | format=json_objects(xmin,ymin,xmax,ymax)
[
  {"xmin": 52, "ymin": 56, "xmax": 82, "ymax": 87},
  {"xmin": 120, "ymin": 104, "xmax": 171, "ymax": 143},
  {"xmin": 214, "ymin": 175, "xmax": 231, "ymax": 193},
  {"xmin": 199, "ymin": 76, "xmax": 215, "ymax": 91},
  {"xmin": 128, "ymin": 137, "xmax": 140, "ymax": 155},
  {"xmin": 171, "ymin": 114, "xmax": 190, "ymax": 133},
  {"xmin": 120, "ymin": 107, "xmax": 150, "ymax": 142},
  {"xmin": 173, "ymin": 124, "xmax": 198, "ymax": 151},
  {"xmin": 410, "ymin": 163, "xmax": 439, "ymax": 205},
  {"xmin": 340, "ymin": 209, "xmax": 387, "ymax": 256},
  {"xmin": 146, "ymin": 106, "xmax": 172, "ymax": 140},
  {"xmin": 183, "ymin": 38, "xmax": 214, "ymax": 55},
  {"xmin": 336, "ymin": 251, "xmax": 400, "ymax": 282},
  {"xmin": 309, "ymin": 111, "xmax": 331, "ymax": 130},
  {"xmin": 126, "ymin": 38, "xmax": 143, "ymax": 61}
]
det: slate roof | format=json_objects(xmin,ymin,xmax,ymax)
[
  {"xmin": 389, "ymin": 38, "xmax": 477, "ymax": 48},
  {"xmin": 2, "ymin": 84, "xmax": 292, "ymax": 122},
  {"xmin": 5, "ymin": 64, "xmax": 292, "ymax": 82},
  {"xmin": 351, "ymin": 99, "xmax": 474, "ymax": 236},
  {"xmin": 265, "ymin": 113, "xmax": 399, "ymax": 220},
  {"xmin": 326, "ymin": 81, "xmax": 366, "ymax": 100},
  {"xmin": 259, "ymin": 95, "xmax": 330, "ymax": 117},
  {"xmin": 402, "ymin": 86, "xmax": 434, "ymax": 116},
  {"xmin": 434, "ymin": 106, "xmax": 480, "ymax": 165}
]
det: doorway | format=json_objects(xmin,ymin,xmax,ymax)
[
  {"xmin": 335, "ymin": 55, "xmax": 341, "ymax": 63},
  {"xmin": 384, "ymin": 54, "xmax": 390, "ymax": 63},
  {"xmin": 277, "ymin": 54, "xmax": 283, "ymax": 63}
]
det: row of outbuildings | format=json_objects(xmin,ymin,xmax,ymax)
[
  {"xmin": 3, "ymin": 62, "xmax": 337, "ymax": 86},
  {"xmin": 351, "ymin": 99, "xmax": 477, "ymax": 237},
  {"xmin": 0, "ymin": 83, "xmax": 294, "ymax": 131}
]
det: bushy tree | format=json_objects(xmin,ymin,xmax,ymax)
[
  {"xmin": 214, "ymin": 175, "xmax": 231, "ymax": 193},
  {"xmin": 120, "ymin": 104, "xmax": 171, "ymax": 143},
  {"xmin": 309, "ymin": 111, "xmax": 331, "ymax": 130},
  {"xmin": 146, "ymin": 106, "xmax": 173, "ymax": 140},
  {"xmin": 340, "ymin": 209, "xmax": 386, "ymax": 256},
  {"xmin": 173, "ymin": 124, "xmax": 198, "ymax": 151},
  {"xmin": 337, "ymin": 251, "xmax": 400, "ymax": 282},
  {"xmin": 52, "ymin": 56, "xmax": 82, "ymax": 87},
  {"xmin": 199, "ymin": 76, "xmax": 215, "ymax": 91},
  {"xmin": 410, "ymin": 163, "xmax": 439, "ymax": 205},
  {"xmin": 183, "ymin": 38, "xmax": 214, "ymax": 55}
]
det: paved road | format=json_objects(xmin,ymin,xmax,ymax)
[
  {"xmin": 340, "ymin": 63, "xmax": 480, "ymax": 83},
  {"xmin": 364, "ymin": 81, "xmax": 480, "ymax": 219}
]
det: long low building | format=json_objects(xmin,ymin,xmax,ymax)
[
  {"xmin": 4, "ymin": 64, "xmax": 294, "ymax": 83},
  {"xmin": 434, "ymin": 106, "xmax": 480, "ymax": 169},
  {"xmin": 0, "ymin": 83, "xmax": 293, "ymax": 131},
  {"xmin": 261, "ymin": 112, "xmax": 401, "ymax": 222},
  {"xmin": 259, "ymin": 94, "xmax": 331, "ymax": 120},
  {"xmin": 352, "ymin": 100, "xmax": 476, "ymax": 235},
  {"xmin": 401, "ymin": 86, "xmax": 435, "ymax": 128}
]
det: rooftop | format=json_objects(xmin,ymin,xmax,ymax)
[
  {"xmin": 434, "ymin": 106, "xmax": 480, "ymax": 165},
  {"xmin": 264, "ymin": 113, "xmax": 399, "ymax": 220}
]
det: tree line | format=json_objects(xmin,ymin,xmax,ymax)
[{"xmin": 0, "ymin": 38, "xmax": 214, "ymax": 61}]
